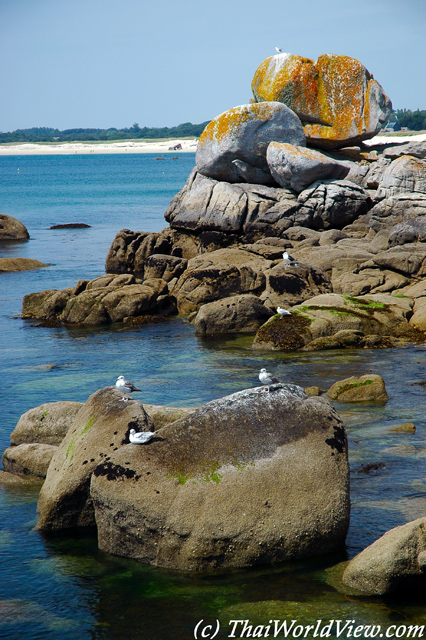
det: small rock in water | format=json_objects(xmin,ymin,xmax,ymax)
[
  {"xmin": 390, "ymin": 422, "xmax": 416, "ymax": 433},
  {"xmin": 49, "ymin": 223, "xmax": 91, "ymax": 229}
]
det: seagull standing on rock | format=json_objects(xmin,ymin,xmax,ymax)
[
  {"xmin": 259, "ymin": 367, "xmax": 281, "ymax": 392},
  {"xmin": 283, "ymin": 251, "xmax": 298, "ymax": 267},
  {"xmin": 277, "ymin": 306, "xmax": 291, "ymax": 317},
  {"xmin": 129, "ymin": 428, "xmax": 156, "ymax": 444},
  {"xmin": 116, "ymin": 375, "xmax": 141, "ymax": 402}
]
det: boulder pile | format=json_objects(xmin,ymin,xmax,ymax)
[{"xmin": 19, "ymin": 52, "xmax": 426, "ymax": 352}]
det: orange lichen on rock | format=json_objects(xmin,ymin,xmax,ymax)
[
  {"xmin": 199, "ymin": 103, "xmax": 278, "ymax": 149},
  {"xmin": 252, "ymin": 52, "xmax": 392, "ymax": 149}
]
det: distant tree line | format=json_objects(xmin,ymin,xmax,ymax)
[
  {"xmin": 0, "ymin": 121, "xmax": 211, "ymax": 144},
  {"xmin": 394, "ymin": 109, "xmax": 426, "ymax": 131}
]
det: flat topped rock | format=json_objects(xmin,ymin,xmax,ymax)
[
  {"xmin": 0, "ymin": 258, "xmax": 49, "ymax": 272},
  {"xmin": 49, "ymin": 223, "xmax": 91, "ymax": 229}
]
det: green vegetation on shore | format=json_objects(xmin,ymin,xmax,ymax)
[
  {"xmin": 0, "ymin": 121, "xmax": 210, "ymax": 144},
  {"xmin": 394, "ymin": 109, "xmax": 426, "ymax": 131}
]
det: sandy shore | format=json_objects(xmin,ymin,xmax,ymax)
[
  {"xmin": 0, "ymin": 133, "xmax": 424, "ymax": 156},
  {"xmin": 0, "ymin": 138, "xmax": 199, "ymax": 156}
]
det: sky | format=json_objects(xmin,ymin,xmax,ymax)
[{"xmin": 0, "ymin": 0, "xmax": 425, "ymax": 132}]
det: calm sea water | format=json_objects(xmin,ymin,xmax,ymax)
[{"xmin": 1, "ymin": 153, "xmax": 426, "ymax": 639}]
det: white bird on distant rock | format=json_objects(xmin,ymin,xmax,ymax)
[
  {"xmin": 277, "ymin": 306, "xmax": 291, "ymax": 317},
  {"xmin": 116, "ymin": 375, "xmax": 141, "ymax": 401},
  {"xmin": 129, "ymin": 428, "xmax": 156, "ymax": 444},
  {"xmin": 275, "ymin": 47, "xmax": 283, "ymax": 53},
  {"xmin": 259, "ymin": 367, "xmax": 281, "ymax": 392},
  {"xmin": 283, "ymin": 251, "xmax": 297, "ymax": 266}
]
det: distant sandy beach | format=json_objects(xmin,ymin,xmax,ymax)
[
  {"xmin": 0, "ymin": 138, "xmax": 199, "ymax": 156},
  {"xmin": 0, "ymin": 133, "xmax": 425, "ymax": 156}
]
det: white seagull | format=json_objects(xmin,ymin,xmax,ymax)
[
  {"xmin": 259, "ymin": 367, "xmax": 281, "ymax": 392},
  {"xmin": 283, "ymin": 251, "xmax": 298, "ymax": 267},
  {"xmin": 277, "ymin": 306, "xmax": 291, "ymax": 317},
  {"xmin": 129, "ymin": 428, "xmax": 156, "ymax": 444},
  {"xmin": 116, "ymin": 375, "xmax": 141, "ymax": 401},
  {"xmin": 275, "ymin": 47, "xmax": 283, "ymax": 53}
]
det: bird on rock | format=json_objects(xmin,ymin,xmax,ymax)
[
  {"xmin": 277, "ymin": 306, "xmax": 291, "ymax": 317},
  {"xmin": 259, "ymin": 367, "xmax": 281, "ymax": 392},
  {"xmin": 282, "ymin": 251, "xmax": 297, "ymax": 267},
  {"xmin": 116, "ymin": 375, "xmax": 141, "ymax": 402},
  {"xmin": 129, "ymin": 428, "xmax": 156, "ymax": 444}
]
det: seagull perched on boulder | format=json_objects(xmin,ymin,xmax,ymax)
[
  {"xmin": 275, "ymin": 47, "xmax": 283, "ymax": 53},
  {"xmin": 277, "ymin": 306, "xmax": 291, "ymax": 317},
  {"xmin": 283, "ymin": 251, "xmax": 298, "ymax": 267},
  {"xmin": 129, "ymin": 428, "xmax": 156, "ymax": 444},
  {"xmin": 259, "ymin": 367, "xmax": 281, "ymax": 392},
  {"xmin": 116, "ymin": 375, "xmax": 141, "ymax": 401}
]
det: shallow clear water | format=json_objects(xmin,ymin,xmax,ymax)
[{"xmin": 1, "ymin": 154, "xmax": 426, "ymax": 639}]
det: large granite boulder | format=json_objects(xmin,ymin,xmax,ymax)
[
  {"xmin": 376, "ymin": 156, "xmax": 426, "ymax": 200},
  {"xmin": 342, "ymin": 517, "xmax": 426, "ymax": 595},
  {"xmin": 194, "ymin": 294, "xmax": 273, "ymax": 334},
  {"xmin": 10, "ymin": 401, "xmax": 83, "ymax": 446},
  {"xmin": 295, "ymin": 180, "xmax": 372, "ymax": 229},
  {"xmin": 252, "ymin": 53, "xmax": 392, "ymax": 149},
  {"xmin": 90, "ymin": 385, "xmax": 350, "ymax": 571},
  {"xmin": 0, "ymin": 213, "xmax": 29, "ymax": 241},
  {"xmin": 260, "ymin": 261, "xmax": 332, "ymax": 309},
  {"xmin": 2, "ymin": 443, "xmax": 57, "ymax": 478},
  {"xmin": 266, "ymin": 142, "xmax": 349, "ymax": 192},
  {"xmin": 36, "ymin": 387, "xmax": 154, "ymax": 530},
  {"xmin": 195, "ymin": 102, "xmax": 306, "ymax": 184},
  {"xmin": 172, "ymin": 248, "xmax": 272, "ymax": 315}
]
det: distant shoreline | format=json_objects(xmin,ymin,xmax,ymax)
[
  {"xmin": 0, "ymin": 133, "xmax": 425, "ymax": 156},
  {"xmin": 0, "ymin": 138, "xmax": 199, "ymax": 156}
]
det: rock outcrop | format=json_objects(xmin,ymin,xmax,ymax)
[
  {"xmin": 342, "ymin": 517, "xmax": 426, "ymax": 595},
  {"xmin": 0, "ymin": 213, "xmax": 29, "ymax": 241},
  {"xmin": 91, "ymin": 385, "xmax": 350, "ymax": 571},
  {"xmin": 252, "ymin": 293, "xmax": 420, "ymax": 351},
  {"xmin": 195, "ymin": 102, "xmax": 305, "ymax": 184},
  {"xmin": 252, "ymin": 53, "xmax": 392, "ymax": 149}
]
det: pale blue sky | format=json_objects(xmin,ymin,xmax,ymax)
[{"xmin": 1, "ymin": 0, "xmax": 425, "ymax": 132}]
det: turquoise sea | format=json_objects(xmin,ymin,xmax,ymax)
[{"xmin": 1, "ymin": 152, "xmax": 426, "ymax": 639}]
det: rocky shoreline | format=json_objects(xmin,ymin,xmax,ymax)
[{"xmin": 4, "ymin": 50, "xmax": 426, "ymax": 594}]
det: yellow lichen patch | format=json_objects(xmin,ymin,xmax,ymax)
[{"xmin": 199, "ymin": 103, "xmax": 281, "ymax": 149}]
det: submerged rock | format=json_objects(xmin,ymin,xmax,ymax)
[{"xmin": 91, "ymin": 385, "xmax": 349, "ymax": 571}]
